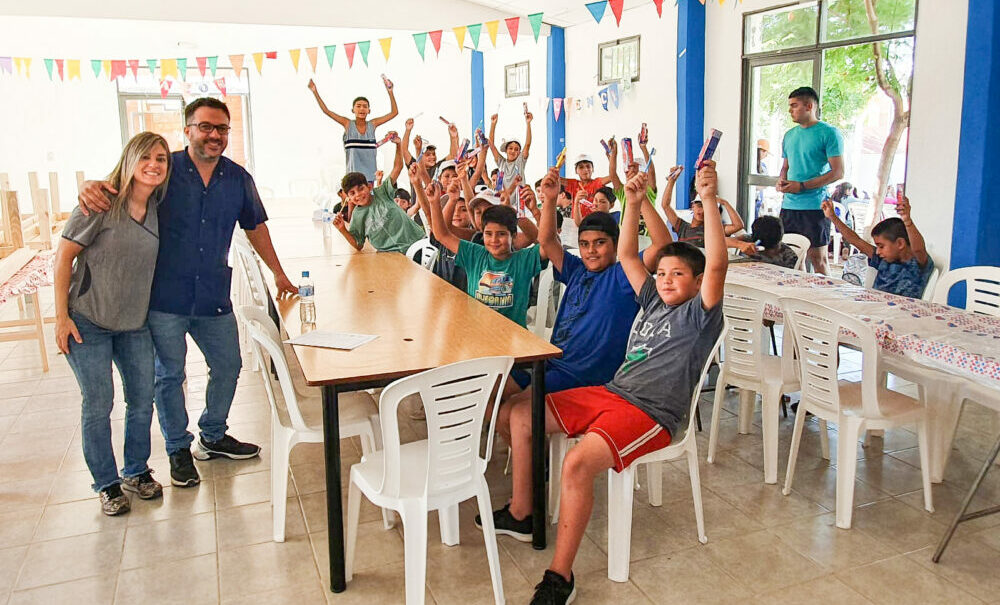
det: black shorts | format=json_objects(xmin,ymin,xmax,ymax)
[{"xmin": 779, "ymin": 209, "xmax": 831, "ymax": 248}]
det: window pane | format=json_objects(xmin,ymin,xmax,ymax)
[
  {"xmin": 823, "ymin": 0, "xmax": 916, "ymax": 42},
  {"xmin": 744, "ymin": 2, "xmax": 819, "ymax": 54}
]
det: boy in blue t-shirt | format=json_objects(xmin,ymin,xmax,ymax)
[{"xmin": 822, "ymin": 196, "xmax": 933, "ymax": 298}]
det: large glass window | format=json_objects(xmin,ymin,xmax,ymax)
[
  {"xmin": 744, "ymin": 2, "xmax": 819, "ymax": 54},
  {"xmin": 598, "ymin": 36, "xmax": 640, "ymax": 85},
  {"xmin": 822, "ymin": 0, "xmax": 917, "ymax": 42}
]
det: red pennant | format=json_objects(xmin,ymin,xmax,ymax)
[
  {"xmin": 504, "ymin": 17, "xmax": 520, "ymax": 45},
  {"xmin": 160, "ymin": 79, "xmax": 173, "ymax": 99},
  {"xmin": 344, "ymin": 42, "xmax": 356, "ymax": 67},
  {"xmin": 196, "ymin": 57, "xmax": 207, "ymax": 77},
  {"xmin": 265, "ymin": 51, "xmax": 277, "ymax": 59},
  {"xmin": 653, "ymin": 0, "xmax": 664, "ymax": 17},
  {"xmin": 55, "ymin": 58, "xmax": 64, "ymax": 80},
  {"xmin": 127, "ymin": 59, "xmax": 139, "ymax": 79},
  {"xmin": 609, "ymin": 0, "xmax": 624, "ymax": 25},
  {"xmin": 110, "ymin": 60, "xmax": 127, "ymax": 80},
  {"xmin": 428, "ymin": 30, "xmax": 443, "ymax": 56},
  {"xmin": 214, "ymin": 77, "xmax": 227, "ymax": 96}
]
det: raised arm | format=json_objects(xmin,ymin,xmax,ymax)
[
  {"xmin": 522, "ymin": 112, "xmax": 533, "ymax": 159},
  {"xmin": 537, "ymin": 168, "xmax": 565, "ymax": 271},
  {"xmin": 400, "ymin": 118, "xmax": 415, "ymax": 164},
  {"xmin": 619, "ymin": 173, "xmax": 651, "ymax": 295},
  {"xmin": 896, "ymin": 195, "xmax": 928, "ymax": 266},
  {"xmin": 571, "ymin": 188, "xmax": 586, "ymax": 227},
  {"xmin": 638, "ymin": 185, "xmax": 673, "ymax": 273},
  {"xmin": 426, "ymin": 182, "xmax": 460, "ymax": 254},
  {"xmin": 515, "ymin": 215, "xmax": 539, "ymax": 250},
  {"xmin": 54, "ymin": 238, "xmax": 84, "ymax": 354},
  {"xmin": 822, "ymin": 199, "xmax": 873, "ymax": 257},
  {"xmin": 639, "ymin": 142, "xmax": 657, "ymax": 192},
  {"xmin": 660, "ymin": 166, "xmax": 684, "ymax": 231},
  {"xmin": 457, "ymin": 158, "xmax": 476, "ymax": 204},
  {"xmin": 718, "ymin": 197, "xmax": 744, "ymax": 235},
  {"xmin": 696, "ymin": 160, "xmax": 728, "ymax": 310},
  {"xmin": 487, "ymin": 114, "xmax": 501, "ymax": 163},
  {"xmin": 307, "ymin": 79, "xmax": 349, "ymax": 129},
  {"xmin": 608, "ymin": 138, "xmax": 623, "ymax": 192},
  {"xmin": 470, "ymin": 144, "xmax": 488, "ymax": 187},
  {"xmin": 446, "ymin": 123, "xmax": 459, "ymax": 161},
  {"xmin": 371, "ymin": 78, "xmax": 399, "ymax": 127},
  {"xmin": 387, "ymin": 134, "xmax": 404, "ymax": 183},
  {"xmin": 443, "ymin": 180, "xmax": 475, "ymax": 241}
]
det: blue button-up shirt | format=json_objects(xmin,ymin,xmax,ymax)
[{"xmin": 149, "ymin": 149, "xmax": 268, "ymax": 317}]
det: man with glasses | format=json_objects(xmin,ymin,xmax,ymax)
[{"xmin": 78, "ymin": 97, "xmax": 297, "ymax": 488}]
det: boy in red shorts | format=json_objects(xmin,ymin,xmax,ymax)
[{"xmin": 478, "ymin": 162, "xmax": 728, "ymax": 604}]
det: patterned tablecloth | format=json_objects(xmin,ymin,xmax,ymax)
[
  {"xmin": 0, "ymin": 252, "xmax": 54, "ymax": 306},
  {"xmin": 727, "ymin": 263, "xmax": 1000, "ymax": 392}
]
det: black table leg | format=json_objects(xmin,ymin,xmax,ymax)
[
  {"xmin": 321, "ymin": 385, "xmax": 347, "ymax": 592},
  {"xmin": 531, "ymin": 360, "xmax": 547, "ymax": 550}
]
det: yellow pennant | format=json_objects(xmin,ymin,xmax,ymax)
[
  {"xmin": 305, "ymin": 47, "xmax": 318, "ymax": 72},
  {"xmin": 485, "ymin": 20, "xmax": 499, "ymax": 47},
  {"xmin": 160, "ymin": 58, "xmax": 178, "ymax": 79},
  {"xmin": 22, "ymin": 57, "xmax": 32, "ymax": 77},
  {"xmin": 102, "ymin": 59, "xmax": 111, "ymax": 79},
  {"xmin": 289, "ymin": 48, "xmax": 301, "ymax": 72},
  {"xmin": 452, "ymin": 26, "xmax": 467, "ymax": 50},
  {"xmin": 13, "ymin": 57, "xmax": 23, "ymax": 76},
  {"xmin": 67, "ymin": 59, "xmax": 81, "ymax": 80},
  {"xmin": 252, "ymin": 52, "xmax": 264, "ymax": 74},
  {"xmin": 379, "ymin": 37, "xmax": 392, "ymax": 61}
]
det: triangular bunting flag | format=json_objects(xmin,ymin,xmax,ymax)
[
  {"xmin": 504, "ymin": 17, "xmax": 520, "ymax": 45},
  {"xmin": 160, "ymin": 79, "xmax": 172, "ymax": 99},
  {"xmin": 543, "ymin": 98, "xmax": 551, "ymax": 114},
  {"xmin": 128, "ymin": 59, "xmax": 139, "ymax": 79},
  {"xmin": 91, "ymin": 59, "xmax": 103, "ymax": 78},
  {"xmin": 67, "ymin": 59, "xmax": 80, "ymax": 80},
  {"xmin": 528, "ymin": 13, "xmax": 544, "ymax": 42},
  {"xmin": 13, "ymin": 58, "xmax": 23, "ymax": 76},
  {"xmin": 177, "ymin": 58, "xmax": 187, "ymax": 80},
  {"xmin": 265, "ymin": 51, "xmax": 277, "ymax": 59},
  {"xmin": 196, "ymin": 56, "xmax": 208, "ymax": 77},
  {"xmin": 214, "ymin": 77, "xmax": 227, "ymax": 96},
  {"xmin": 428, "ymin": 31, "xmax": 443, "ymax": 56},
  {"xmin": 56, "ymin": 59, "xmax": 65, "ymax": 81},
  {"xmin": 358, "ymin": 41, "xmax": 370, "ymax": 66},
  {"xmin": 653, "ymin": 0, "xmax": 664, "ymax": 17},
  {"xmin": 102, "ymin": 60, "xmax": 111, "ymax": 79},
  {"xmin": 485, "ymin": 20, "xmax": 499, "ymax": 47},
  {"xmin": 379, "ymin": 38, "xmax": 392, "ymax": 61},
  {"xmin": 324, "ymin": 45, "xmax": 336, "ymax": 67},
  {"xmin": 344, "ymin": 42, "xmax": 356, "ymax": 68},
  {"xmin": 110, "ymin": 60, "xmax": 127, "ymax": 80},
  {"xmin": 146, "ymin": 59, "xmax": 158, "ymax": 77},
  {"xmin": 553, "ymin": 98, "xmax": 563, "ymax": 121},
  {"xmin": 252, "ymin": 52, "xmax": 264, "ymax": 74},
  {"xmin": 413, "ymin": 33, "xmax": 428, "ymax": 60},
  {"xmin": 452, "ymin": 26, "xmax": 467, "ymax": 50},
  {"xmin": 609, "ymin": 0, "xmax": 624, "ymax": 25},
  {"xmin": 208, "ymin": 56, "xmax": 218, "ymax": 77},
  {"xmin": 599, "ymin": 87, "xmax": 609, "ymax": 110},
  {"xmin": 44, "ymin": 58, "xmax": 54, "ymax": 80},
  {"xmin": 229, "ymin": 55, "xmax": 244, "ymax": 77},
  {"xmin": 565, "ymin": 97, "xmax": 574, "ymax": 118},
  {"xmin": 0, "ymin": 57, "xmax": 12, "ymax": 75},
  {"xmin": 608, "ymin": 81, "xmax": 620, "ymax": 108},
  {"xmin": 161, "ymin": 58, "xmax": 178, "ymax": 80},
  {"xmin": 467, "ymin": 23, "xmax": 482, "ymax": 49},
  {"xmin": 20, "ymin": 58, "xmax": 33, "ymax": 77},
  {"xmin": 585, "ymin": 1, "xmax": 607, "ymax": 23},
  {"xmin": 289, "ymin": 48, "xmax": 301, "ymax": 72},
  {"xmin": 306, "ymin": 47, "xmax": 318, "ymax": 71}
]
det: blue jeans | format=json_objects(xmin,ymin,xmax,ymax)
[
  {"xmin": 148, "ymin": 310, "xmax": 242, "ymax": 454},
  {"xmin": 64, "ymin": 312, "xmax": 155, "ymax": 492}
]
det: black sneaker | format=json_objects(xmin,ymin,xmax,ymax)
[
  {"xmin": 193, "ymin": 434, "xmax": 261, "ymax": 461},
  {"xmin": 474, "ymin": 503, "xmax": 532, "ymax": 542},
  {"xmin": 99, "ymin": 483, "xmax": 130, "ymax": 516},
  {"xmin": 122, "ymin": 469, "xmax": 163, "ymax": 500},
  {"xmin": 530, "ymin": 570, "xmax": 576, "ymax": 605},
  {"xmin": 169, "ymin": 448, "xmax": 201, "ymax": 487}
]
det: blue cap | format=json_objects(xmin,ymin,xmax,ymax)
[{"xmin": 301, "ymin": 270, "xmax": 310, "ymax": 277}]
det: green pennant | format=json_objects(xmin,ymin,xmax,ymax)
[
  {"xmin": 528, "ymin": 13, "xmax": 544, "ymax": 42},
  {"xmin": 147, "ymin": 59, "xmax": 157, "ymax": 75},
  {"xmin": 413, "ymin": 32, "xmax": 427, "ymax": 60},
  {"xmin": 324, "ymin": 45, "xmax": 336, "ymax": 67},
  {"xmin": 207, "ymin": 56, "xmax": 218, "ymax": 77},
  {"xmin": 44, "ymin": 58, "xmax": 54, "ymax": 80},
  {"xmin": 467, "ymin": 23, "xmax": 482, "ymax": 49},
  {"xmin": 358, "ymin": 40, "xmax": 371, "ymax": 66},
  {"xmin": 177, "ymin": 58, "xmax": 188, "ymax": 80},
  {"xmin": 91, "ymin": 59, "xmax": 102, "ymax": 78}
]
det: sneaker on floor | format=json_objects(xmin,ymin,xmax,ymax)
[
  {"xmin": 474, "ymin": 503, "xmax": 532, "ymax": 542},
  {"xmin": 530, "ymin": 570, "xmax": 576, "ymax": 605},
  {"xmin": 169, "ymin": 448, "xmax": 201, "ymax": 487},
  {"xmin": 193, "ymin": 434, "xmax": 261, "ymax": 461},
  {"xmin": 99, "ymin": 483, "xmax": 131, "ymax": 516},
  {"xmin": 122, "ymin": 469, "xmax": 164, "ymax": 500}
]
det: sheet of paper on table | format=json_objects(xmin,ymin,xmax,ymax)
[{"xmin": 285, "ymin": 331, "xmax": 379, "ymax": 351}]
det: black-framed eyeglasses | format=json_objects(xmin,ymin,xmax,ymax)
[{"xmin": 187, "ymin": 122, "xmax": 231, "ymax": 135}]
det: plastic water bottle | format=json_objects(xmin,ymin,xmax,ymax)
[{"xmin": 299, "ymin": 271, "xmax": 316, "ymax": 324}]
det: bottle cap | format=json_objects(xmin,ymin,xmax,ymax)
[{"xmin": 302, "ymin": 270, "xmax": 310, "ymax": 278}]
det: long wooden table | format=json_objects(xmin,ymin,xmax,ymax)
[{"xmin": 270, "ymin": 252, "xmax": 561, "ymax": 593}]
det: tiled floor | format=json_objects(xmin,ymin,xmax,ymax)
[{"xmin": 2, "ymin": 295, "xmax": 1000, "ymax": 604}]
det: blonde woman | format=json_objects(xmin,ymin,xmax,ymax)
[{"xmin": 55, "ymin": 132, "xmax": 170, "ymax": 515}]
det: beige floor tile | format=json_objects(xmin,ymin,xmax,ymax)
[
  {"xmin": 0, "ymin": 508, "xmax": 42, "ymax": 547},
  {"xmin": 0, "ymin": 380, "xmax": 42, "ymax": 400},
  {"xmin": 424, "ymin": 534, "xmax": 532, "ymax": 605},
  {"xmin": 6, "ymin": 574, "xmax": 117, "ymax": 605},
  {"xmin": 897, "ymin": 482, "xmax": 1000, "ymax": 536},
  {"xmin": 33, "ymin": 376, "xmax": 82, "ymax": 396},
  {"xmin": 703, "ymin": 529, "xmax": 826, "ymax": 594},
  {"xmin": 908, "ymin": 537, "xmax": 1000, "ymax": 602},
  {"xmin": 126, "ymin": 480, "xmax": 217, "ymax": 525},
  {"xmin": 0, "ymin": 477, "xmax": 55, "ymax": 515},
  {"xmin": 289, "ymin": 442, "xmax": 327, "ymax": 466},
  {"xmin": 586, "ymin": 506, "xmax": 693, "ymax": 561},
  {"xmin": 216, "ymin": 499, "xmax": 307, "ymax": 550},
  {"xmin": 785, "ymin": 465, "xmax": 893, "ymax": 511},
  {"xmin": 854, "ymin": 454, "xmax": 932, "ymax": 496},
  {"xmin": 850, "ymin": 499, "xmax": 947, "ymax": 553},
  {"xmin": 202, "ymin": 451, "xmax": 272, "ymax": 479},
  {"xmin": 651, "ymin": 489, "xmax": 765, "ymax": 543},
  {"xmin": 0, "ymin": 415, "xmax": 14, "ymax": 439},
  {"xmin": 629, "ymin": 546, "xmax": 752, "ymax": 604},
  {"xmin": 502, "ymin": 529, "xmax": 608, "ymax": 580},
  {"xmin": 751, "ymin": 574, "xmax": 872, "ymax": 605},
  {"xmin": 21, "ymin": 391, "xmax": 81, "ymax": 412},
  {"xmin": 120, "ymin": 511, "xmax": 216, "ymax": 569},
  {"xmin": 0, "ymin": 545, "xmax": 28, "ymax": 595},
  {"xmin": 310, "ymin": 521, "xmax": 405, "ymax": 585},
  {"xmin": 218, "ymin": 536, "xmax": 320, "ymax": 600},
  {"xmin": 769, "ymin": 513, "xmax": 898, "ymax": 570},
  {"xmin": 971, "ymin": 523, "xmax": 1000, "ymax": 552},
  {"xmin": 213, "ymin": 469, "xmax": 274, "ymax": 509},
  {"xmin": 675, "ymin": 450, "xmax": 767, "ymax": 492},
  {"xmin": 116, "ymin": 553, "xmax": 218, "ymax": 605},
  {"xmin": 837, "ymin": 554, "xmax": 984, "ymax": 605},
  {"xmin": 300, "ymin": 489, "xmax": 382, "ymax": 533},
  {"xmin": 33, "ymin": 498, "xmax": 129, "ymax": 541},
  {"xmin": 318, "ymin": 561, "xmax": 434, "ymax": 605},
  {"xmin": 570, "ymin": 568, "xmax": 652, "ymax": 604},
  {"xmin": 16, "ymin": 529, "xmax": 125, "ymax": 590},
  {"xmin": 0, "ymin": 396, "xmax": 29, "ymax": 417},
  {"xmin": 714, "ymin": 481, "xmax": 829, "ymax": 527},
  {"xmin": 220, "ymin": 582, "xmax": 329, "ymax": 605},
  {"xmin": 45, "ymin": 468, "xmax": 99, "ymax": 505}
]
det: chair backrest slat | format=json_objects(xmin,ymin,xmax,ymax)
[
  {"xmin": 932, "ymin": 266, "xmax": 1000, "ymax": 317},
  {"xmin": 720, "ymin": 284, "xmax": 768, "ymax": 383}
]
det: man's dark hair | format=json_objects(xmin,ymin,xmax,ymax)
[
  {"xmin": 481, "ymin": 205, "xmax": 518, "ymax": 235},
  {"xmin": 555, "ymin": 211, "xmax": 564, "ymax": 230},
  {"xmin": 534, "ymin": 179, "xmax": 543, "ymax": 189},
  {"xmin": 341, "ymin": 172, "xmax": 368, "ymax": 192},
  {"xmin": 579, "ymin": 211, "xmax": 620, "ymax": 243},
  {"xmin": 504, "ymin": 140, "xmax": 521, "ymax": 152},
  {"xmin": 351, "ymin": 96, "xmax": 370, "ymax": 108},
  {"xmin": 425, "ymin": 144, "xmax": 437, "ymax": 152},
  {"xmin": 559, "ymin": 187, "xmax": 570, "ymax": 199},
  {"xmin": 751, "ymin": 215, "xmax": 784, "ymax": 249},
  {"xmin": 184, "ymin": 97, "xmax": 230, "ymax": 123},
  {"xmin": 595, "ymin": 187, "xmax": 616, "ymax": 205},
  {"xmin": 872, "ymin": 216, "xmax": 910, "ymax": 245},
  {"xmin": 688, "ymin": 175, "xmax": 698, "ymax": 203},
  {"xmin": 655, "ymin": 241, "xmax": 706, "ymax": 276},
  {"xmin": 490, "ymin": 168, "xmax": 499, "ymax": 177},
  {"xmin": 789, "ymin": 86, "xmax": 820, "ymax": 105},
  {"xmin": 394, "ymin": 188, "xmax": 411, "ymax": 201}
]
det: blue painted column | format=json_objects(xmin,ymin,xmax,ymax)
[
  {"xmin": 547, "ymin": 26, "xmax": 566, "ymax": 175},
  {"xmin": 949, "ymin": 0, "xmax": 999, "ymax": 306},
  {"xmin": 471, "ymin": 50, "xmax": 485, "ymax": 135},
  {"xmin": 676, "ymin": 0, "xmax": 706, "ymax": 209}
]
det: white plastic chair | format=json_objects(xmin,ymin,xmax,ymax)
[
  {"xmin": 529, "ymin": 263, "xmax": 562, "ymax": 340},
  {"xmin": 406, "ymin": 237, "xmax": 439, "ymax": 271},
  {"xmin": 933, "ymin": 266, "xmax": 1000, "ymax": 312},
  {"xmin": 707, "ymin": 285, "xmax": 799, "ymax": 484},
  {"xmin": 779, "ymin": 298, "xmax": 933, "ymax": 529},
  {"xmin": 781, "ymin": 233, "xmax": 811, "ymax": 271},
  {"xmin": 238, "ymin": 305, "xmax": 386, "ymax": 541},
  {"xmin": 345, "ymin": 356, "xmax": 514, "ymax": 605}
]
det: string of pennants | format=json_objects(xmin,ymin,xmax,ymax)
[{"xmin": 523, "ymin": 80, "xmax": 628, "ymax": 122}]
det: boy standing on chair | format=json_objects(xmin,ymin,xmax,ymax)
[{"xmin": 488, "ymin": 163, "xmax": 727, "ymax": 604}]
